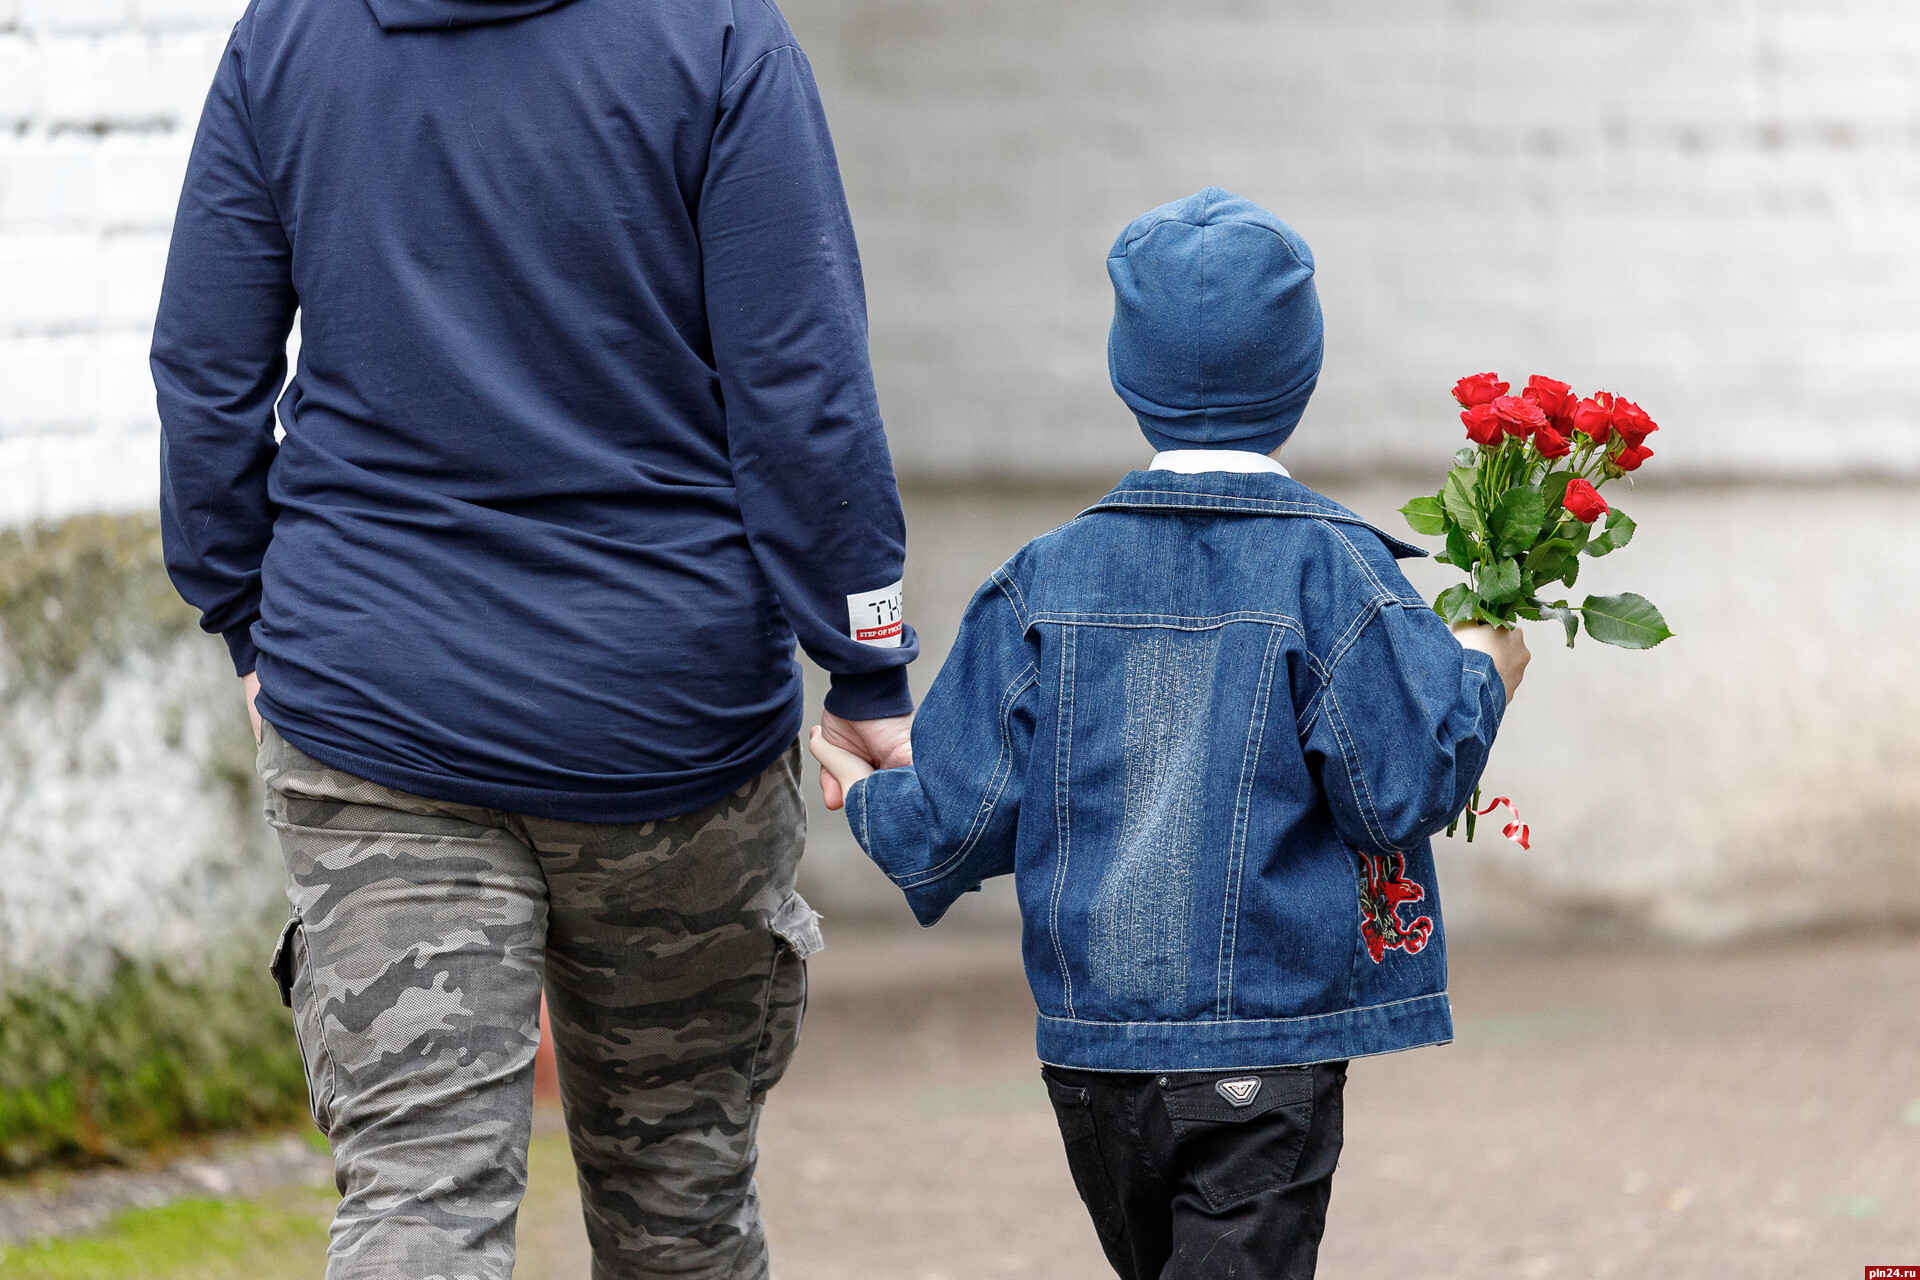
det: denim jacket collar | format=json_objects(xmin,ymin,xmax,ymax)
[{"xmin": 1080, "ymin": 468, "xmax": 1428, "ymax": 559}]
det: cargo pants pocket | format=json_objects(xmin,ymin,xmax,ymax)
[
  {"xmin": 269, "ymin": 915, "xmax": 337, "ymax": 1135},
  {"xmin": 748, "ymin": 892, "xmax": 822, "ymax": 1102},
  {"xmin": 1042, "ymin": 1069, "xmax": 1127, "ymax": 1243}
]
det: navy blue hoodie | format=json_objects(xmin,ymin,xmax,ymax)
[{"xmin": 153, "ymin": 0, "xmax": 917, "ymax": 822}]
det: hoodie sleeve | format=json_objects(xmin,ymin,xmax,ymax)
[
  {"xmin": 844, "ymin": 570, "xmax": 1038, "ymax": 925},
  {"xmin": 1302, "ymin": 598, "xmax": 1507, "ymax": 854},
  {"xmin": 150, "ymin": 19, "xmax": 297, "ymax": 677},
  {"xmin": 698, "ymin": 6, "xmax": 917, "ymax": 720}
]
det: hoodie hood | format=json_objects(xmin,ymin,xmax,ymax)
[
  {"xmin": 1107, "ymin": 187, "xmax": 1323, "ymax": 454},
  {"xmin": 365, "ymin": 0, "xmax": 579, "ymax": 30}
]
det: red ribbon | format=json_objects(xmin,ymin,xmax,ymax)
[{"xmin": 1474, "ymin": 795, "xmax": 1531, "ymax": 850}]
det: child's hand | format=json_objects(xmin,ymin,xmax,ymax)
[
  {"xmin": 808, "ymin": 725, "xmax": 876, "ymax": 811},
  {"xmin": 1452, "ymin": 622, "xmax": 1531, "ymax": 703}
]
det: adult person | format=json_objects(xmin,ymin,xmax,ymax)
[{"xmin": 150, "ymin": 0, "xmax": 915, "ymax": 1275}]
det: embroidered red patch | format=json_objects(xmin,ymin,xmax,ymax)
[{"xmin": 1356, "ymin": 850, "xmax": 1434, "ymax": 963}]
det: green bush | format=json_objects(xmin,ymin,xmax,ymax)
[
  {"xmin": 0, "ymin": 955, "xmax": 308, "ymax": 1175},
  {"xmin": 0, "ymin": 514, "xmax": 198, "ymax": 691},
  {"xmin": 0, "ymin": 513, "xmax": 302, "ymax": 1175}
]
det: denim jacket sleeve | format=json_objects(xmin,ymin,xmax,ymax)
[
  {"xmin": 844, "ymin": 567, "xmax": 1040, "ymax": 925},
  {"xmin": 1303, "ymin": 597, "xmax": 1508, "ymax": 854}
]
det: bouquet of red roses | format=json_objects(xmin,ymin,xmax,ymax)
[{"xmin": 1400, "ymin": 373, "xmax": 1674, "ymax": 650}]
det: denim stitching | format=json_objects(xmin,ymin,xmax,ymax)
[
  {"xmin": 1319, "ymin": 594, "xmax": 1387, "ymax": 677},
  {"xmin": 1344, "ymin": 847, "xmax": 1365, "ymax": 1005},
  {"xmin": 1325, "ymin": 522, "xmax": 1393, "ymax": 600},
  {"xmin": 1082, "ymin": 492, "xmax": 1423, "ymax": 547},
  {"xmin": 1030, "ymin": 611, "xmax": 1302, "ymax": 635},
  {"xmin": 1093, "ymin": 491, "xmax": 1365, "ymax": 516},
  {"xmin": 1324, "ymin": 687, "xmax": 1402, "ymax": 852},
  {"xmin": 1051, "ymin": 626, "xmax": 1078, "ymax": 1017},
  {"xmin": 1217, "ymin": 624, "xmax": 1284, "ymax": 1019},
  {"xmin": 893, "ymin": 665, "xmax": 1038, "ymax": 888},
  {"xmin": 1035, "ymin": 990, "xmax": 1447, "ymax": 1028},
  {"xmin": 1294, "ymin": 684, "xmax": 1325, "ymax": 736},
  {"xmin": 992, "ymin": 567, "xmax": 1033, "ymax": 631}
]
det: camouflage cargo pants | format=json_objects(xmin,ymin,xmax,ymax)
[{"xmin": 259, "ymin": 725, "xmax": 819, "ymax": 1280}]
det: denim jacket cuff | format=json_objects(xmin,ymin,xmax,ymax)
[
  {"xmin": 844, "ymin": 775, "xmax": 872, "ymax": 856},
  {"xmin": 1461, "ymin": 647, "xmax": 1507, "ymax": 722}
]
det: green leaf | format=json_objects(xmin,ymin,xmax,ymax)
[
  {"xmin": 1433, "ymin": 583, "xmax": 1477, "ymax": 625},
  {"xmin": 1490, "ymin": 486, "xmax": 1547, "ymax": 558},
  {"xmin": 1476, "ymin": 557, "xmax": 1523, "ymax": 607},
  {"xmin": 1400, "ymin": 495, "xmax": 1448, "ymax": 536},
  {"xmin": 1525, "ymin": 538, "xmax": 1577, "ymax": 575},
  {"xmin": 1443, "ymin": 468, "xmax": 1482, "ymax": 535},
  {"xmin": 1580, "ymin": 592, "xmax": 1674, "ymax": 649},
  {"xmin": 1540, "ymin": 471, "xmax": 1574, "ymax": 513},
  {"xmin": 1535, "ymin": 601, "xmax": 1580, "ymax": 648},
  {"xmin": 1454, "ymin": 446, "xmax": 1479, "ymax": 469},
  {"xmin": 1444, "ymin": 525, "xmax": 1477, "ymax": 570},
  {"xmin": 1584, "ymin": 508, "xmax": 1636, "ymax": 558},
  {"xmin": 1566, "ymin": 513, "xmax": 1592, "ymax": 550}
]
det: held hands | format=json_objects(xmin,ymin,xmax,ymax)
[
  {"xmin": 1452, "ymin": 622, "xmax": 1531, "ymax": 703},
  {"xmin": 809, "ymin": 709, "xmax": 911, "ymax": 810},
  {"xmin": 809, "ymin": 724, "xmax": 876, "ymax": 811}
]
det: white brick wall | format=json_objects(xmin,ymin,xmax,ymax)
[
  {"xmin": 0, "ymin": 0, "xmax": 239, "ymax": 523},
  {"xmin": 788, "ymin": 0, "xmax": 1920, "ymax": 481},
  {"xmin": 1, "ymin": 0, "xmax": 1917, "ymax": 522}
]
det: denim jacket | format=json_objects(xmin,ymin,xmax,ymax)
[{"xmin": 847, "ymin": 469, "xmax": 1507, "ymax": 1071}]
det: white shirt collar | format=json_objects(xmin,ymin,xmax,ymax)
[{"xmin": 1148, "ymin": 449, "xmax": 1290, "ymax": 477}]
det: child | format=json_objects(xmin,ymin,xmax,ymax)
[{"xmin": 810, "ymin": 188, "xmax": 1529, "ymax": 1279}]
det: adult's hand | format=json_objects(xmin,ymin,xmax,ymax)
[
  {"xmin": 814, "ymin": 709, "xmax": 912, "ymax": 810},
  {"xmin": 241, "ymin": 671, "xmax": 263, "ymax": 745}
]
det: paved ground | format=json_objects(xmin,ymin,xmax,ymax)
[
  {"xmin": 7, "ymin": 925, "xmax": 1917, "ymax": 1278},
  {"xmin": 519, "ymin": 924, "xmax": 1920, "ymax": 1280}
]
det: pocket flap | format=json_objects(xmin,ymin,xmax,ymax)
[
  {"xmin": 1160, "ymin": 1067, "xmax": 1314, "ymax": 1124},
  {"xmin": 268, "ymin": 916, "xmax": 300, "ymax": 1010},
  {"xmin": 770, "ymin": 892, "xmax": 824, "ymax": 960}
]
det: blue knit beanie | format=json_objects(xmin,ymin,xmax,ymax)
[{"xmin": 1107, "ymin": 188, "xmax": 1323, "ymax": 455}]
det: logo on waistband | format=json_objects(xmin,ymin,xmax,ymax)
[{"xmin": 1216, "ymin": 1077, "xmax": 1261, "ymax": 1107}]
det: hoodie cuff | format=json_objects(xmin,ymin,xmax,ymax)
[
  {"xmin": 223, "ymin": 621, "xmax": 260, "ymax": 677},
  {"xmin": 824, "ymin": 666, "xmax": 913, "ymax": 721}
]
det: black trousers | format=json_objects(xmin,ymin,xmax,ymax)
[{"xmin": 1042, "ymin": 1061, "xmax": 1348, "ymax": 1280}]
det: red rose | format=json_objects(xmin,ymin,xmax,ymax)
[
  {"xmin": 1492, "ymin": 394, "xmax": 1547, "ymax": 438},
  {"xmin": 1461, "ymin": 402, "xmax": 1503, "ymax": 446},
  {"xmin": 1611, "ymin": 397, "xmax": 1659, "ymax": 448},
  {"xmin": 1612, "ymin": 442, "xmax": 1654, "ymax": 472},
  {"xmin": 1570, "ymin": 394, "xmax": 1613, "ymax": 445},
  {"xmin": 1453, "ymin": 372, "xmax": 1509, "ymax": 408},
  {"xmin": 1533, "ymin": 424, "xmax": 1572, "ymax": 459},
  {"xmin": 1522, "ymin": 376, "xmax": 1575, "ymax": 431},
  {"xmin": 1562, "ymin": 478, "xmax": 1608, "ymax": 523}
]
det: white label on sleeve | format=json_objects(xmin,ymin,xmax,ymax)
[{"xmin": 847, "ymin": 578, "xmax": 905, "ymax": 648}]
